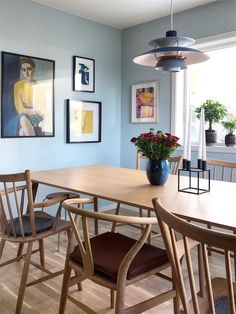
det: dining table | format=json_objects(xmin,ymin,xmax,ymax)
[{"xmin": 31, "ymin": 164, "xmax": 236, "ymax": 232}]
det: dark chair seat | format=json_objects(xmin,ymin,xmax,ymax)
[
  {"xmin": 70, "ymin": 231, "xmax": 169, "ymax": 281},
  {"xmin": 8, "ymin": 214, "xmax": 53, "ymax": 237},
  {"xmin": 46, "ymin": 192, "xmax": 79, "ymax": 201}
]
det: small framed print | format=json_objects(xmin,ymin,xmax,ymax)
[
  {"xmin": 73, "ymin": 56, "xmax": 95, "ymax": 92},
  {"xmin": 1, "ymin": 51, "xmax": 55, "ymax": 138},
  {"xmin": 67, "ymin": 99, "xmax": 101, "ymax": 143},
  {"xmin": 131, "ymin": 81, "xmax": 159, "ymax": 123}
]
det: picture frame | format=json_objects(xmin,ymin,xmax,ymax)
[
  {"xmin": 131, "ymin": 81, "xmax": 159, "ymax": 123},
  {"xmin": 73, "ymin": 56, "xmax": 95, "ymax": 92},
  {"xmin": 1, "ymin": 51, "xmax": 55, "ymax": 138},
  {"xmin": 67, "ymin": 99, "xmax": 101, "ymax": 143}
]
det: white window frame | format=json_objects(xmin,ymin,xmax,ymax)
[{"xmin": 171, "ymin": 31, "xmax": 236, "ymax": 154}]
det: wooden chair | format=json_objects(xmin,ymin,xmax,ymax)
[
  {"xmin": 205, "ymin": 158, "xmax": 236, "ymax": 182},
  {"xmin": 0, "ymin": 170, "xmax": 71, "ymax": 314},
  {"xmin": 59, "ymin": 197, "xmax": 177, "ymax": 314},
  {"xmin": 204, "ymin": 159, "xmax": 236, "ymax": 256},
  {"xmin": 152, "ymin": 197, "xmax": 236, "ymax": 314},
  {"xmin": 112, "ymin": 153, "xmax": 183, "ymax": 243}
]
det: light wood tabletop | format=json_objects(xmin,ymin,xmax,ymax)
[{"xmin": 31, "ymin": 165, "xmax": 236, "ymax": 230}]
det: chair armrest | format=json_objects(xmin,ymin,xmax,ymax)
[{"xmin": 33, "ymin": 197, "xmax": 63, "ymax": 208}]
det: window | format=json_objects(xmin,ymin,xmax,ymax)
[{"xmin": 171, "ymin": 31, "xmax": 236, "ymax": 147}]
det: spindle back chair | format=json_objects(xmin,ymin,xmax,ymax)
[
  {"xmin": 0, "ymin": 170, "xmax": 71, "ymax": 314},
  {"xmin": 206, "ymin": 158, "xmax": 236, "ymax": 182},
  {"xmin": 59, "ymin": 197, "xmax": 177, "ymax": 314},
  {"xmin": 204, "ymin": 159, "xmax": 236, "ymax": 256},
  {"xmin": 153, "ymin": 197, "xmax": 236, "ymax": 314}
]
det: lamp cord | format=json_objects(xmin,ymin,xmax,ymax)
[{"xmin": 170, "ymin": 0, "xmax": 174, "ymax": 30}]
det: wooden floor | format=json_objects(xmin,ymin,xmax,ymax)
[{"xmin": 0, "ymin": 209, "xmax": 226, "ymax": 314}]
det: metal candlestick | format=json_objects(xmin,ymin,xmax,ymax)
[{"xmin": 178, "ymin": 159, "xmax": 210, "ymax": 194}]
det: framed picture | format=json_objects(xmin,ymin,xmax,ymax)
[
  {"xmin": 131, "ymin": 81, "xmax": 159, "ymax": 123},
  {"xmin": 1, "ymin": 51, "xmax": 55, "ymax": 138},
  {"xmin": 67, "ymin": 99, "xmax": 101, "ymax": 143},
  {"xmin": 73, "ymin": 56, "xmax": 95, "ymax": 92}
]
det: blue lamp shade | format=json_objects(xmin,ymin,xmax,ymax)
[
  {"xmin": 133, "ymin": 30, "xmax": 210, "ymax": 72},
  {"xmin": 156, "ymin": 55, "xmax": 187, "ymax": 72}
]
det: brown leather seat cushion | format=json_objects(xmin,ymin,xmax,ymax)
[{"xmin": 70, "ymin": 232, "xmax": 168, "ymax": 281}]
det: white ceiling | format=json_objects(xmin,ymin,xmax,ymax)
[{"xmin": 32, "ymin": 0, "xmax": 217, "ymax": 29}]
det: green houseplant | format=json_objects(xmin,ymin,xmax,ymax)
[
  {"xmin": 131, "ymin": 129, "xmax": 180, "ymax": 185},
  {"xmin": 195, "ymin": 99, "xmax": 228, "ymax": 145},
  {"xmin": 222, "ymin": 115, "xmax": 236, "ymax": 147}
]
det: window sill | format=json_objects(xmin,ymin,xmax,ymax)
[{"xmin": 177, "ymin": 145, "xmax": 236, "ymax": 154}]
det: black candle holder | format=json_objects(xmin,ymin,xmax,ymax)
[{"xmin": 178, "ymin": 160, "xmax": 210, "ymax": 195}]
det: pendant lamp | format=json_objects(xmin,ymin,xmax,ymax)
[{"xmin": 133, "ymin": 0, "xmax": 209, "ymax": 72}]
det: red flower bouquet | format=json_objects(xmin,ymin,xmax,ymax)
[{"xmin": 131, "ymin": 128, "xmax": 180, "ymax": 160}]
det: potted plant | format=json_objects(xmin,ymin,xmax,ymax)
[
  {"xmin": 195, "ymin": 99, "xmax": 228, "ymax": 145},
  {"xmin": 222, "ymin": 115, "xmax": 236, "ymax": 147},
  {"xmin": 131, "ymin": 129, "xmax": 180, "ymax": 185}
]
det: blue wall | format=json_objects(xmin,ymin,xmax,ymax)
[
  {"xmin": 0, "ymin": 1, "xmax": 121, "ymax": 173},
  {"xmin": 121, "ymin": 0, "xmax": 236, "ymax": 169},
  {"xmin": 0, "ymin": 0, "xmax": 235, "ymax": 182}
]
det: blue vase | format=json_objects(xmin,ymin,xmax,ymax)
[{"xmin": 146, "ymin": 159, "xmax": 170, "ymax": 186}]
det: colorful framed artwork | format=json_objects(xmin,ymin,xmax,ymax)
[
  {"xmin": 1, "ymin": 51, "xmax": 55, "ymax": 138},
  {"xmin": 73, "ymin": 56, "xmax": 95, "ymax": 92},
  {"xmin": 67, "ymin": 99, "xmax": 101, "ymax": 143},
  {"xmin": 131, "ymin": 81, "xmax": 159, "ymax": 123}
]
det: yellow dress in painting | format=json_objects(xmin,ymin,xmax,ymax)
[{"xmin": 14, "ymin": 80, "xmax": 46, "ymax": 135}]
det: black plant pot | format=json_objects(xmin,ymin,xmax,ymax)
[
  {"xmin": 225, "ymin": 134, "xmax": 235, "ymax": 147},
  {"xmin": 205, "ymin": 130, "xmax": 217, "ymax": 146}
]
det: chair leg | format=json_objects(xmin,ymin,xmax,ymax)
[
  {"xmin": 115, "ymin": 281, "xmax": 126, "ymax": 314},
  {"xmin": 59, "ymin": 261, "xmax": 72, "ymax": 314},
  {"xmin": 173, "ymin": 282, "xmax": 181, "ymax": 313},
  {"xmin": 57, "ymin": 233, "xmax": 61, "ymax": 251},
  {"xmin": 147, "ymin": 210, "xmax": 152, "ymax": 244},
  {"xmin": 207, "ymin": 224, "xmax": 212, "ymax": 256},
  {"xmin": 110, "ymin": 290, "xmax": 115, "ymax": 308},
  {"xmin": 39, "ymin": 240, "xmax": 45, "ymax": 268},
  {"xmin": 15, "ymin": 241, "xmax": 33, "ymax": 314},
  {"xmin": 74, "ymin": 270, "xmax": 83, "ymax": 291},
  {"xmin": 111, "ymin": 202, "xmax": 121, "ymax": 232},
  {"xmin": 172, "ymin": 270, "xmax": 189, "ymax": 313},
  {"xmin": 17, "ymin": 244, "xmax": 24, "ymax": 259},
  {"xmin": 55, "ymin": 202, "xmax": 64, "ymax": 251},
  {"xmin": 139, "ymin": 208, "xmax": 144, "ymax": 230},
  {"xmin": 0, "ymin": 239, "xmax": 6, "ymax": 260}
]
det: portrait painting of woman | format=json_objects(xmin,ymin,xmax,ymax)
[{"xmin": 1, "ymin": 52, "xmax": 55, "ymax": 138}]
